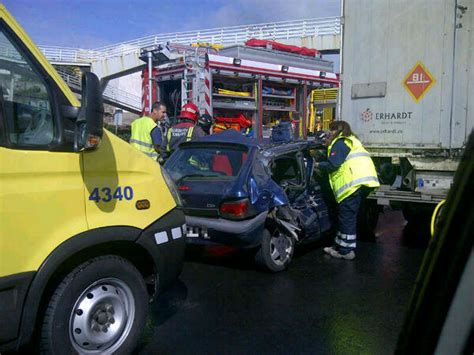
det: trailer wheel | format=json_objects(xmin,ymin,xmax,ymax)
[
  {"xmin": 402, "ymin": 203, "xmax": 417, "ymax": 223},
  {"xmin": 255, "ymin": 228, "xmax": 295, "ymax": 272},
  {"xmin": 40, "ymin": 255, "xmax": 148, "ymax": 354},
  {"xmin": 358, "ymin": 199, "xmax": 380, "ymax": 242},
  {"xmin": 402, "ymin": 203, "xmax": 434, "ymax": 247}
]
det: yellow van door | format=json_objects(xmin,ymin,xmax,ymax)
[
  {"xmin": 82, "ymin": 130, "xmax": 176, "ymax": 229},
  {"xmin": 0, "ymin": 22, "xmax": 87, "ymax": 277}
]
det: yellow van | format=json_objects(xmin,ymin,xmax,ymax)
[{"xmin": 0, "ymin": 5, "xmax": 185, "ymax": 353}]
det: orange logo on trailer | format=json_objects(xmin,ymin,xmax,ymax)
[{"xmin": 403, "ymin": 61, "xmax": 436, "ymax": 102}]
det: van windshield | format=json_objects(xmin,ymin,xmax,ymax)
[{"xmin": 164, "ymin": 146, "xmax": 248, "ymax": 182}]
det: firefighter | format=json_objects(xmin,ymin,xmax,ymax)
[
  {"xmin": 197, "ymin": 113, "xmax": 214, "ymax": 135},
  {"xmin": 316, "ymin": 120, "xmax": 380, "ymax": 260},
  {"xmin": 130, "ymin": 101, "xmax": 167, "ymax": 162},
  {"xmin": 160, "ymin": 102, "xmax": 205, "ymax": 160}
]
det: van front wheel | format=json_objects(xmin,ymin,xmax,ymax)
[{"xmin": 40, "ymin": 255, "xmax": 148, "ymax": 354}]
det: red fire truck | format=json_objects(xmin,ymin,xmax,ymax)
[{"xmin": 141, "ymin": 41, "xmax": 339, "ymax": 138}]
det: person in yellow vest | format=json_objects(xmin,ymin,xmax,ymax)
[
  {"xmin": 160, "ymin": 102, "xmax": 205, "ymax": 161},
  {"xmin": 316, "ymin": 120, "xmax": 380, "ymax": 260},
  {"xmin": 130, "ymin": 102, "xmax": 167, "ymax": 162}
]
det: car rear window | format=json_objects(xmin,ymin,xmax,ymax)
[{"xmin": 165, "ymin": 146, "xmax": 248, "ymax": 182}]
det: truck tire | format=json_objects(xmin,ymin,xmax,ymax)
[
  {"xmin": 357, "ymin": 199, "xmax": 380, "ymax": 242},
  {"xmin": 255, "ymin": 228, "xmax": 294, "ymax": 272},
  {"xmin": 402, "ymin": 203, "xmax": 417, "ymax": 223},
  {"xmin": 40, "ymin": 255, "xmax": 148, "ymax": 354},
  {"xmin": 402, "ymin": 203, "xmax": 435, "ymax": 247}
]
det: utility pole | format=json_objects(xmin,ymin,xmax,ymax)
[
  {"xmin": 147, "ymin": 51, "xmax": 153, "ymax": 114},
  {"xmin": 113, "ymin": 109, "xmax": 123, "ymax": 135}
]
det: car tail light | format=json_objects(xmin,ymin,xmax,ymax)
[
  {"xmin": 219, "ymin": 199, "xmax": 250, "ymax": 220},
  {"xmin": 178, "ymin": 185, "xmax": 190, "ymax": 191}
]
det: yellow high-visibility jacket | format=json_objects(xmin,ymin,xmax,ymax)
[
  {"xmin": 130, "ymin": 116, "xmax": 158, "ymax": 160},
  {"xmin": 328, "ymin": 134, "xmax": 380, "ymax": 203}
]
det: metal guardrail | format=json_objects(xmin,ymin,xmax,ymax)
[
  {"xmin": 54, "ymin": 66, "xmax": 81, "ymax": 88},
  {"xmin": 54, "ymin": 66, "xmax": 141, "ymax": 111},
  {"xmin": 38, "ymin": 46, "xmax": 100, "ymax": 64},
  {"xmin": 37, "ymin": 17, "xmax": 341, "ymax": 63},
  {"xmin": 103, "ymin": 84, "xmax": 142, "ymax": 110},
  {"xmin": 94, "ymin": 17, "xmax": 341, "ymax": 59}
]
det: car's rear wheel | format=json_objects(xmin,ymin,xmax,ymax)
[
  {"xmin": 40, "ymin": 255, "xmax": 148, "ymax": 354},
  {"xmin": 255, "ymin": 228, "xmax": 295, "ymax": 272}
]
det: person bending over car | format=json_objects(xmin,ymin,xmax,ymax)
[{"xmin": 315, "ymin": 120, "xmax": 379, "ymax": 260}]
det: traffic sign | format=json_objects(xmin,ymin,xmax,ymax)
[{"xmin": 403, "ymin": 61, "xmax": 436, "ymax": 102}]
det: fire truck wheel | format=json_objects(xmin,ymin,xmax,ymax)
[{"xmin": 40, "ymin": 255, "xmax": 148, "ymax": 354}]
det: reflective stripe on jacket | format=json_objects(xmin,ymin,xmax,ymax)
[
  {"xmin": 130, "ymin": 116, "xmax": 158, "ymax": 159},
  {"xmin": 166, "ymin": 126, "xmax": 194, "ymax": 153},
  {"xmin": 328, "ymin": 134, "xmax": 380, "ymax": 203}
]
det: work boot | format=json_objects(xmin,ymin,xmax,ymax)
[
  {"xmin": 323, "ymin": 246, "xmax": 337, "ymax": 255},
  {"xmin": 323, "ymin": 247, "xmax": 356, "ymax": 260}
]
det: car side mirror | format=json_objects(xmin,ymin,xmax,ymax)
[{"xmin": 74, "ymin": 72, "xmax": 104, "ymax": 151}]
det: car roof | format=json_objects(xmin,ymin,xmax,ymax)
[
  {"xmin": 189, "ymin": 129, "xmax": 260, "ymax": 147},
  {"xmin": 180, "ymin": 129, "xmax": 320, "ymax": 154}
]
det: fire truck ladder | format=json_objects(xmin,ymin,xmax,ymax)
[{"xmin": 170, "ymin": 44, "xmax": 216, "ymax": 114}]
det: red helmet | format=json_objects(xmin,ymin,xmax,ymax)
[{"xmin": 180, "ymin": 103, "xmax": 199, "ymax": 122}]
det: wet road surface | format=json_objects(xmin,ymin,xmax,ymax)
[{"xmin": 136, "ymin": 210, "xmax": 427, "ymax": 354}]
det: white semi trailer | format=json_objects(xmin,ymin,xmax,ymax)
[{"xmin": 339, "ymin": 0, "xmax": 473, "ymax": 234}]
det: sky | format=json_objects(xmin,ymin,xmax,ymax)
[{"xmin": 3, "ymin": 0, "xmax": 340, "ymax": 49}]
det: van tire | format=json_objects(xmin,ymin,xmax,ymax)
[{"xmin": 40, "ymin": 255, "xmax": 148, "ymax": 354}]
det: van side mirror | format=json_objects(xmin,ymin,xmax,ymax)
[{"xmin": 74, "ymin": 72, "xmax": 104, "ymax": 151}]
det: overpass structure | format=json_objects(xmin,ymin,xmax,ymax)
[
  {"xmin": 53, "ymin": 66, "xmax": 142, "ymax": 113},
  {"xmin": 41, "ymin": 17, "xmax": 341, "ymax": 114}
]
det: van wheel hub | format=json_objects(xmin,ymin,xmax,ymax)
[{"xmin": 69, "ymin": 278, "xmax": 135, "ymax": 353}]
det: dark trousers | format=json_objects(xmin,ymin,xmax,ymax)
[
  {"xmin": 338, "ymin": 188, "xmax": 363, "ymax": 235},
  {"xmin": 335, "ymin": 188, "xmax": 364, "ymax": 253}
]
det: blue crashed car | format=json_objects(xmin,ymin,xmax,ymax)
[{"xmin": 164, "ymin": 130, "xmax": 333, "ymax": 272}]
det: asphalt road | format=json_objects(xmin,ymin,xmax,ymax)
[{"xmin": 135, "ymin": 210, "xmax": 427, "ymax": 355}]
